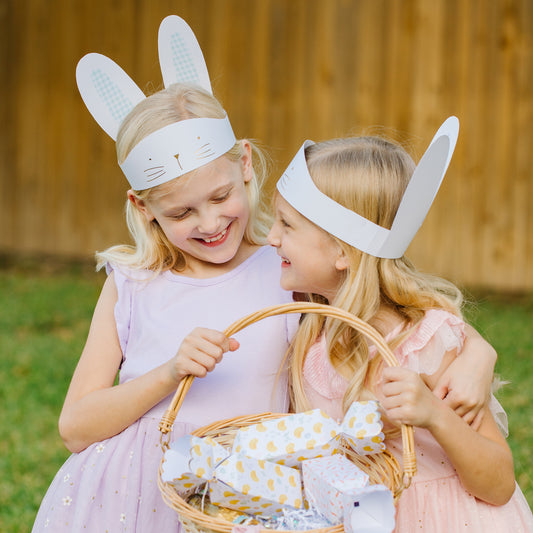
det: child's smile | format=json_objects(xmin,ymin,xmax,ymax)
[
  {"xmin": 267, "ymin": 195, "xmax": 345, "ymax": 301},
  {"xmin": 197, "ymin": 226, "xmax": 229, "ymax": 245}
]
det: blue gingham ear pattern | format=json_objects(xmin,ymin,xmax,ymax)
[
  {"xmin": 76, "ymin": 53, "xmax": 146, "ymax": 140},
  {"xmin": 90, "ymin": 67, "xmax": 138, "ymax": 126},
  {"xmin": 169, "ymin": 32, "xmax": 200, "ymax": 84},
  {"xmin": 158, "ymin": 15, "xmax": 213, "ymax": 93}
]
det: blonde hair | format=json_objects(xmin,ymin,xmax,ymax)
[
  {"xmin": 288, "ymin": 136, "xmax": 463, "ymax": 415},
  {"xmin": 96, "ymin": 83, "xmax": 271, "ymax": 273}
]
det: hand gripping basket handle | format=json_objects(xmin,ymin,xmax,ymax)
[{"xmin": 159, "ymin": 301, "xmax": 416, "ymax": 486}]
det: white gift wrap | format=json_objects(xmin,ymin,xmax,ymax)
[
  {"xmin": 232, "ymin": 401, "xmax": 385, "ymax": 467},
  {"xmin": 161, "ymin": 434, "xmax": 303, "ymax": 516},
  {"xmin": 160, "ymin": 435, "xmax": 229, "ymax": 495},
  {"xmin": 302, "ymin": 454, "xmax": 370, "ymax": 524},
  {"xmin": 210, "ymin": 454, "xmax": 303, "ymax": 516},
  {"xmin": 342, "ymin": 485, "xmax": 395, "ymax": 533},
  {"xmin": 341, "ymin": 401, "xmax": 386, "ymax": 455}
]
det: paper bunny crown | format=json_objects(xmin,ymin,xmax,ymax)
[
  {"xmin": 277, "ymin": 117, "xmax": 459, "ymax": 259},
  {"xmin": 75, "ymin": 15, "xmax": 236, "ymax": 190}
]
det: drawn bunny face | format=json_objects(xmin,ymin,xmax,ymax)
[
  {"xmin": 76, "ymin": 15, "xmax": 236, "ymax": 190},
  {"xmin": 119, "ymin": 116, "xmax": 236, "ymax": 191},
  {"xmin": 276, "ymin": 117, "xmax": 459, "ymax": 259}
]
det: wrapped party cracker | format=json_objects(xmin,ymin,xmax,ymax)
[{"xmin": 232, "ymin": 401, "xmax": 385, "ymax": 467}]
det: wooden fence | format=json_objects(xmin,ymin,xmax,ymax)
[{"xmin": 1, "ymin": 0, "xmax": 531, "ymax": 290}]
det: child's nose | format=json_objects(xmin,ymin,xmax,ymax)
[
  {"xmin": 197, "ymin": 208, "xmax": 220, "ymax": 235},
  {"xmin": 267, "ymin": 226, "xmax": 279, "ymax": 247}
]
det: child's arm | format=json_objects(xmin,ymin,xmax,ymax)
[
  {"xmin": 432, "ymin": 324, "xmax": 497, "ymax": 428},
  {"xmin": 59, "ymin": 272, "xmax": 237, "ymax": 453},
  {"xmin": 381, "ymin": 356, "xmax": 515, "ymax": 506}
]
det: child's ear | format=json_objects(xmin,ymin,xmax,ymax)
[
  {"xmin": 240, "ymin": 140, "xmax": 253, "ymax": 183},
  {"xmin": 335, "ymin": 249, "xmax": 349, "ymax": 271},
  {"xmin": 127, "ymin": 190, "xmax": 155, "ymax": 221}
]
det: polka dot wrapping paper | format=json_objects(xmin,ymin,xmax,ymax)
[
  {"xmin": 161, "ymin": 402, "xmax": 386, "ymax": 519},
  {"xmin": 232, "ymin": 401, "xmax": 385, "ymax": 468},
  {"xmin": 161, "ymin": 435, "xmax": 303, "ymax": 515}
]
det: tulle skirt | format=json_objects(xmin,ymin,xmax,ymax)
[{"xmin": 32, "ymin": 416, "xmax": 196, "ymax": 532}]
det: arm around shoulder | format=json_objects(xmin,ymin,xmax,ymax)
[{"xmin": 433, "ymin": 323, "xmax": 497, "ymax": 426}]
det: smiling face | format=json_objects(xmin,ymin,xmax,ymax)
[
  {"xmin": 130, "ymin": 145, "xmax": 254, "ymax": 276},
  {"xmin": 267, "ymin": 194, "xmax": 346, "ymax": 301}
]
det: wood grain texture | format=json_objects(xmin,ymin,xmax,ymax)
[{"xmin": 1, "ymin": 0, "xmax": 531, "ymax": 290}]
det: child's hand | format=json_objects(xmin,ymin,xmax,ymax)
[
  {"xmin": 381, "ymin": 367, "xmax": 444, "ymax": 429},
  {"xmin": 171, "ymin": 328, "xmax": 240, "ymax": 383},
  {"xmin": 432, "ymin": 325, "xmax": 496, "ymax": 430},
  {"xmin": 432, "ymin": 361, "xmax": 487, "ymax": 429}
]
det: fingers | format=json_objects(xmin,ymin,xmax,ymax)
[
  {"xmin": 174, "ymin": 328, "xmax": 239, "ymax": 380},
  {"xmin": 382, "ymin": 366, "xmax": 413, "ymax": 384},
  {"xmin": 381, "ymin": 367, "xmax": 418, "ymax": 422},
  {"xmin": 176, "ymin": 357, "xmax": 217, "ymax": 379},
  {"xmin": 381, "ymin": 367, "xmax": 438, "ymax": 428},
  {"xmin": 432, "ymin": 380, "xmax": 449, "ymax": 401},
  {"xmin": 433, "ymin": 381, "xmax": 488, "ymax": 427},
  {"xmin": 442, "ymin": 387, "xmax": 481, "ymax": 416},
  {"xmin": 470, "ymin": 408, "xmax": 485, "ymax": 431},
  {"xmin": 228, "ymin": 337, "xmax": 240, "ymax": 352}
]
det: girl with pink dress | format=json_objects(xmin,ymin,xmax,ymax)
[
  {"xmin": 266, "ymin": 118, "xmax": 533, "ymax": 532},
  {"xmin": 31, "ymin": 16, "xmax": 297, "ymax": 532}
]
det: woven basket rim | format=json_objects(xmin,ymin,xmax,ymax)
[{"xmin": 157, "ymin": 302, "xmax": 417, "ymax": 533}]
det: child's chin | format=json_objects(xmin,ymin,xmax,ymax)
[{"xmin": 279, "ymin": 277, "xmax": 299, "ymax": 293}]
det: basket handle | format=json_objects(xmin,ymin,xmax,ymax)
[{"xmin": 158, "ymin": 301, "xmax": 416, "ymax": 486}]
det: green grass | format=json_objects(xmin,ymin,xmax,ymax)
[
  {"xmin": 0, "ymin": 266, "xmax": 531, "ymax": 531},
  {"xmin": 464, "ymin": 292, "xmax": 533, "ymax": 503},
  {"xmin": 0, "ymin": 264, "xmax": 104, "ymax": 532}
]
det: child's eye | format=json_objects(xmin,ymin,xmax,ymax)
[
  {"xmin": 212, "ymin": 190, "xmax": 231, "ymax": 203},
  {"xmin": 171, "ymin": 209, "xmax": 191, "ymax": 220},
  {"xmin": 281, "ymin": 218, "xmax": 291, "ymax": 228}
]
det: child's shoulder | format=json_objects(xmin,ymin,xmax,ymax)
[
  {"xmin": 105, "ymin": 262, "xmax": 156, "ymax": 283},
  {"xmin": 396, "ymin": 309, "xmax": 466, "ymax": 376}
]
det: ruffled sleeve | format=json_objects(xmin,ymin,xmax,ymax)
[
  {"xmin": 395, "ymin": 309, "xmax": 466, "ymax": 376},
  {"xmin": 105, "ymin": 263, "xmax": 133, "ymax": 356},
  {"xmin": 394, "ymin": 310, "xmax": 509, "ymax": 436},
  {"xmin": 489, "ymin": 393, "xmax": 509, "ymax": 437}
]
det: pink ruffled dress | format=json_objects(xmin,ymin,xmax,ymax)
[{"xmin": 303, "ymin": 309, "xmax": 533, "ymax": 532}]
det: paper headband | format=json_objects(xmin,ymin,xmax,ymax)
[
  {"xmin": 277, "ymin": 117, "xmax": 459, "ymax": 259},
  {"xmin": 75, "ymin": 15, "xmax": 236, "ymax": 190}
]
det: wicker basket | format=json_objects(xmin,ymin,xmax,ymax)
[{"xmin": 158, "ymin": 302, "xmax": 416, "ymax": 533}]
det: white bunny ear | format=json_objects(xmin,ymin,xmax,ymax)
[
  {"xmin": 380, "ymin": 116, "xmax": 459, "ymax": 258},
  {"xmin": 158, "ymin": 15, "xmax": 212, "ymax": 93},
  {"xmin": 76, "ymin": 53, "xmax": 146, "ymax": 140},
  {"xmin": 277, "ymin": 117, "xmax": 460, "ymax": 259}
]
